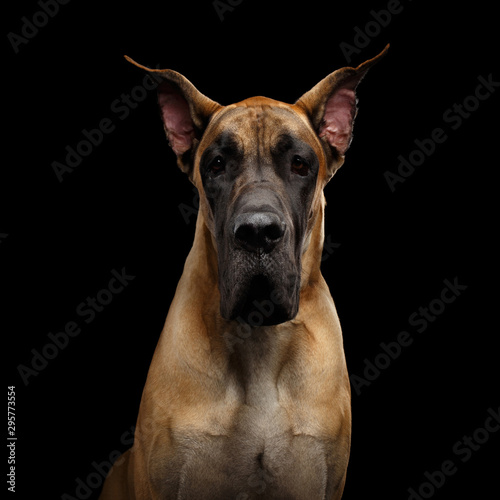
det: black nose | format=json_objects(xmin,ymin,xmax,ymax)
[{"xmin": 234, "ymin": 212, "xmax": 286, "ymax": 252}]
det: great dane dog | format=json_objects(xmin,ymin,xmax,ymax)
[{"xmin": 100, "ymin": 45, "xmax": 389, "ymax": 500}]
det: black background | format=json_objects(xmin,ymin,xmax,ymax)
[{"xmin": 4, "ymin": 0, "xmax": 498, "ymax": 499}]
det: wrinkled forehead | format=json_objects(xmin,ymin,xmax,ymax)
[{"xmin": 195, "ymin": 99, "xmax": 325, "ymax": 169}]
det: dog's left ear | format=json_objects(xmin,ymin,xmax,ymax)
[
  {"xmin": 125, "ymin": 56, "xmax": 222, "ymax": 178},
  {"xmin": 294, "ymin": 44, "xmax": 389, "ymax": 178}
]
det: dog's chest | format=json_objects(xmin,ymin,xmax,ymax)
[
  {"xmin": 153, "ymin": 343, "xmax": 332, "ymax": 499},
  {"xmin": 171, "ymin": 388, "xmax": 329, "ymax": 500}
]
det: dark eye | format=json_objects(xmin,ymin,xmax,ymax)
[
  {"xmin": 208, "ymin": 155, "xmax": 226, "ymax": 176},
  {"xmin": 291, "ymin": 155, "xmax": 309, "ymax": 176}
]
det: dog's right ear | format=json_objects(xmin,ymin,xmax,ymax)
[{"xmin": 125, "ymin": 56, "xmax": 222, "ymax": 177}]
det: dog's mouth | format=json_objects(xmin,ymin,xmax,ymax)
[
  {"xmin": 219, "ymin": 252, "xmax": 300, "ymax": 326},
  {"xmin": 232, "ymin": 274, "xmax": 290, "ymax": 326}
]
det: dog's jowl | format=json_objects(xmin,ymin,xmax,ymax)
[{"xmin": 100, "ymin": 45, "xmax": 389, "ymax": 500}]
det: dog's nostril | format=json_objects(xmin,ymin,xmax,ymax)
[
  {"xmin": 264, "ymin": 220, "xmax": 286, "ymax": 241},
  {"xmin": 234, "ymin": 212, "xmax": 286, "ymax": 251},
  {"xmin": 234, "ymin": 223, "xmax": 255, "ymax": 244}
]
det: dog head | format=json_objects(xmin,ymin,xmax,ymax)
[{"xmin": 128, "ymin": 45, "xmax": 388, "ymax": 325}]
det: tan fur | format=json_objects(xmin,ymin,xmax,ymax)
[{"xmin": 100, "ymin": 47, "xmax": 388, "ymax": 499}]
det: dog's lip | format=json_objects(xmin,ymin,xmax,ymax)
[{"xmin": 221, "ymin": 263, "xmax": 300, "ymax": 323}]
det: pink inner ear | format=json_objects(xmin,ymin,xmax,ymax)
[
  {"xmin": 158, "ymin": 82, "xmax": 195, "ymax": 155},
  {"xmin": 319, "ymin": 88, "xmax": 357, "ymax": 156}
]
